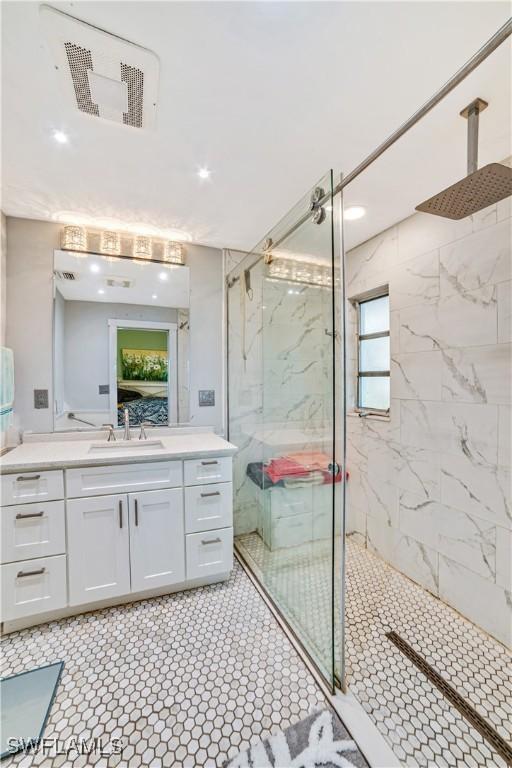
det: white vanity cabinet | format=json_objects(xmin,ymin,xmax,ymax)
[
  {"xmin": 1, "ymin": 450, "xmax": 233, "ymax": 631},
  {"xmin": 66, "ymin": 493, "xmax": 131, "ymax": 605},
  {"xmin": 128, "ymin": 488, "xmax": 185, "ymax": 593}
]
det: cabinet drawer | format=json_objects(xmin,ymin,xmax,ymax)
[
  {"xmin": 184, "ymin": 457, "xmax": 232, "ymax": 486},
  {"xmin": 66, "ymin": 461, "xmax": 183, "ymax": 498},
  {"xmin": 185, "ymin": 482, "xmax": 233, "ymax": 534},
  {"xmin": 1, "ymin": 555, "xmax": 67, "ymax": 621},
  {"xmin": 0, "ymin": 470, "xmax": 64, "ymax": 506},
  {"xmin": 1, "ymin": 501, "xmax": 66, "ymax": 564},
  {"xmin": 186, "ymin": 527, "xmax": 233, "ymax": 580}
]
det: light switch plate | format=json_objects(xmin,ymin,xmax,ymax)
[
  {"xmin": 99, "ymin": 384, "xmax": 110, "ymax": 395},
  {"xmin": 198, "ymin": 390, "xmax": 215, "ymax": 407},
  {"xmin": 34, "ymin": 389, "xmax": 49, "ymax": 409}
]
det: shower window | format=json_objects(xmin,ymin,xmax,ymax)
[{"xmin": 357, "ymin": 292, "xmax": 390, "ymax": 412}]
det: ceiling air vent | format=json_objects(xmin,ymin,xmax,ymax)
[
  {"xmin": 40, "ymin": 5, "xmax": 159, "ymax": 130},
  {"xmin": 54, "ymin": 270, "xmax": 77, "ymax": 281},
  {"xmin": 106, "ymin": 278, "xmax": 132, "ymax": 289}
]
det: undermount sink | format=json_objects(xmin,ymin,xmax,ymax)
[{"xmin": 88, "ymin": 439, "xmax": 165, "ymax": 453}]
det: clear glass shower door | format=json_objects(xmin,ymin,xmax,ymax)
[{"xmin": 229, "ymin": 171, "xmax": 343, "ymax": 690}]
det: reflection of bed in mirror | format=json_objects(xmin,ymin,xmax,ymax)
[{"xmin": 117, "ymin": 385, "xmax": 168, "ymax": 425}]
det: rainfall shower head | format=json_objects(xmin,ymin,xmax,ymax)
[{"xmin": 416, "ymin": 98, "xmax": 512, "ymax": 220}]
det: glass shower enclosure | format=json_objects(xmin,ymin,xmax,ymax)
[{"xmin": 227, "ymin": 171, "xmax": 346, "ymax": 691}]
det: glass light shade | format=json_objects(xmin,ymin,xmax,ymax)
[
  {"xmin": 100, "ymin": 230, "xmax": 121, "ymax": 256},
  {"xmin": 134, "ymin": 236, "xmax": 152, "ymax": 261},
  {"xmin": 163, "ymin": 241, "xmax": 185, "ymax": 265},
  {"xmin": 61, "ymin": 225, "xmax": 87, "ymax": 252}
]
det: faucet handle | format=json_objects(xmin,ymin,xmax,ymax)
[
  {"xmin": 102, "ymin": 423, "xmax": 116, "ymax": 442},
  {"xmin": 138, "ymin": 421, "xmax": 153, "ymax": 441}
]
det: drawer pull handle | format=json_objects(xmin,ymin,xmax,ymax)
[
  {"xmin": 201, "ymin": 460, "xmax": 218, "ymax": 466},
  {"xmin": 17, "ymin": 567, "xmax": 45, "ymax": 578},
  {"xmin": 119, "ymin": 500, "xmax": 123, "ymax": 529},
  {"xmin": 200, "ymin": 491, "xmax": 221, "ymax": 498},
  {"xmin": 201, "ymin": 537, "xmax": 221, "ymax": 545},
  {"xmin": 16, "ymin": 511, "xmax": 45, "ymax": 520},
  {"xmin": 134, "ymin": 498, "xmax": 139, "ymax": 527},
  {"xmin": 16, "ymin": 474, "xmax": 41, "ymax": 482}
]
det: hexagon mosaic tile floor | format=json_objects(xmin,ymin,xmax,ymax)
[
  {"xmin": 0, "ymin": 560, "xmax": 334, "ymax": 767},
  {"xmin": 236, "ymin": 532, "xmax": 512, "ymax": 768}
]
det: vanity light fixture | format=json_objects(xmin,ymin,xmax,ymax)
[
  {"xmin": 344, "ymin": 205, "xmax": 366, "ymax": 221},
  {"xmin": 134, "ymin": 235, "xmax": 152, "ymax": 261},
  {"xmin": 53, "ymin": 129, "xmax": 68, "ymax": 144},
  {"xmin": 163, "ymin": 241, "xmax": 185, "ymax": 266},
  {"xmin": 100, "ymin": 230, "xmax": 121, "ymax": 257},
  {"xmin": 61, "ymin": 225, "xmax": 87, "ymax": 252}
]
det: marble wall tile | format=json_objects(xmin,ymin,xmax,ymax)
[
  {"xmin": 392, "ymin": 531, "xmax": 439, "ymax": 596},
  {"xmin": 439, "ymin": 218, "xmax": 511, "ymax": 297},
  {"xmin": 389, "ymin": 249, "xmax": 439, "ymax": 310},
  {"xmin": 365, "ymin": 434, "xmax": 398, "ymax": 486},
  {"xmin": 497, "ymin": 194, "xmax": 511, "ymax": 223},
  {"xmin": 440, "ymin": 452, "xmax": 511, "ymax": 529},
  {"xmin": 497, "ymin": 281, "xmax": 511, "ymax": 344},
  {"xmin": 366, "ymin": 515, "xmax": 394, "ymax": 563},
  {"xmin": 398, "ymin": 211, "xmax": 472, "ymax": 262},
  {"xmin": 437, "ymin": 506, "xmax": 496, "ymax": 581},
  {"xmin": 470, "ymin": 203, "xmax": 497, "ymax": 232},
  {"xmin": 399, "ymin": 491, "xmax": 438, "ymax": 549},
  {"xmin": 346, "ymin": 503, "xmax": 366, "ymax": 538},
  {"xmin": 441, "ymin": 344, "xmax": 512, "ymax": 405},
  {"xmin": 498, "ymin": 405, "xmax": 511, "ymax": 469},
  {"xmin": 363, "ymin": 475, "xmax": 399, "ymax": 528},
  {"xmin": 439, "ymin": 555, "xmax": 511, "ymax": 648},
  {"xmin": 396, "ymin": 444, "xmax": 440, "ymax": 501},
  {"xmin": 391, "ymin": 350, "xmax": 442, "ymax": 400},
  {"xmin": 495, "ymin": 526, "xmax": 512, "ymax": 591},
  {"xmin": 399, "ymin": 303, "xmax": 440, "ymax": 354},
  {"xmin": 437, "ymin": 285, "xmax": 498, "ymax": 348},
  {"xmin": 346, "ymin": 226, "xmax": 397, "ymax": 294}
]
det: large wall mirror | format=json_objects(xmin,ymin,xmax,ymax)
[{"xmin": 53, "ymin": 249, "xmax": 190, "ymax": 431}]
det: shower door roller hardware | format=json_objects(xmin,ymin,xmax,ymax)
[
  {"xmin": 312, "ymin": 206, "xmax": 326, "ymax": 225},
  {"xmin": 328, "ymin": 462, "xmax": 341, "ymax": 477},
  {"xmin": 309, "ymin": 186, "xmax": 325, "ymax": 210}
]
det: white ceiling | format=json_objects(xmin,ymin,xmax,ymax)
[
  {"xmin": 54, "ymin": 249, "xmax": 190, "ymax": 307},
  {"xmin": 1, "ymin": 1, "xmax": 511, "ymax": 253}
]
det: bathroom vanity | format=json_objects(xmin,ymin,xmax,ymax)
[{"xmin": 0, "ymin": 431, "xmax": 237, "ymax": 632}]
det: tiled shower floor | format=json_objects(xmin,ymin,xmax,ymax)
[
  {"xmin": 236, "ymin": 532, "xmax": 512, "ymax": 767},
  {"xmin": 0, "ymin": 561, "xmax": 329, "ymax": 767}
]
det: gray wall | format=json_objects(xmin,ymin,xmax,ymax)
[
  {"xmin": 5, "ymin": 217, "xmax": 225, "ymax": 434},
  {"xmin": 61, "ymin": 298, "xmax": 176, "ymax": 412}
]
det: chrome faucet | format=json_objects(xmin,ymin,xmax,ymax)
[
  {"xmin": 138, "ymin": 421, "xmax": 152, "ymax": 441},
  {"xmin": 123, "ymin": 408, "xmax": 131, "ymax": 440}
]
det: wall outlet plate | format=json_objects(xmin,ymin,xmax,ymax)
[
  {"xmin": 198, "ymin": 390, "xmax": 215, "ymax": 407},
  {"xmin": 34, "ymin": 389, "xmax": 49, "ymax": 409},
  {"xmin": 99, "ymin": 384, "xmax": 110, "ymax": 395}
]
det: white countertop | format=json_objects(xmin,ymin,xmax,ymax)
[{"xmin": 0, "ymin": 432, "xmax": 237, "ymax": 474}]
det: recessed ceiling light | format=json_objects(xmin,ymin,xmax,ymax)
[
  {"xmin": 90, "ymin": 263, "xmax": 100, "ymax": 273},
  {"xmin": 53, "ymin": 130, "xmax": 68, "ymax": 144},
  {"xmin": 158, "ymin": 272, "xmax": 168, "ymax": 281},
  {"xmin": 197, "ymin": 167, "xmax": 211, "ymax": 180},
  {"xmin": 152, "ymin": 294, "xmax": 157, "ymax": 300},
  {"xmin": 97, "ymin": 288, "xmax": 105, "ymax": 295},
  {"xmin": 344, "ymin": 205, "xmax": 366, "ymax": 221}
]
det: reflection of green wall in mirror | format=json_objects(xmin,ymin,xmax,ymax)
[{"xmin": 117, "ymin": 329, "xmax": 168, "ymax": 379}]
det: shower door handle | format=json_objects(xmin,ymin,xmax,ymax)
[{"xmin": 328, "ymin": 462, "xmax": 341, "ymax": 477}]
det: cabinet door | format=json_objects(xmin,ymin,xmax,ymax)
[
  {"xmin": 128, "ymin": 489, "xmax": 185, "ymax": 593},
  {"xmin": 67, "ymin": 494, "xmax": 130, "ymax": 606}
]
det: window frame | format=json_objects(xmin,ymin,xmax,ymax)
[{"xmin": 355, "ymin": 291, "xmax": 390, "ymax": 415}]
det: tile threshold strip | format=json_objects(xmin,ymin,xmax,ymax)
[{"xmin": 386, "ymin": 631, "xmax": 512, "ymax": 766}]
